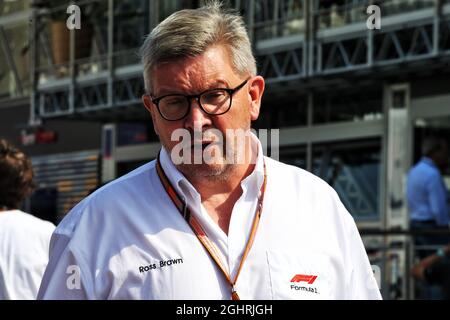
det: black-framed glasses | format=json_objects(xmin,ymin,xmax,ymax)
[{"xmin": 150, "ymin": 78, "xmax": 250, "ymax": 121}]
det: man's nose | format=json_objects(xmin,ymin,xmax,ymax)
[{"xmin": 184, "ymin": 98, "xmax": 212, "ymax": 130}]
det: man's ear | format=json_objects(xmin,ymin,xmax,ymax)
[
  {"xmin": 248, "ymin": 76, "xmax": 265, "ymax": 121},
  {"xmin": 142, "ymin": 95, "xmax": 159, "ymax": 136}
]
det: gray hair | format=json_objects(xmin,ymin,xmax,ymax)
[{"xmin": 139, "ymin": 1, "xmax": 256, "ymax": 93}]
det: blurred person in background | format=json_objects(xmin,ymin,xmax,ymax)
[
  {"xmin": 408, "ymin": 136, "xmax": 450, "ymax": 258},
  {"xmin": 407, "ymin": 136, "xmax": 450, "ymax": 299},
  {"xmin": 411, "ymin": 243, "xmax": 450, "ymax": 300},
  {"xmin": 0, "ymin": 138, "xmax": 55, "ymax": 299}
]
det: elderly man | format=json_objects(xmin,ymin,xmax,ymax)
[{"xmin": 38, "ymin": 2, "xmax": 380, "ymax": 300}]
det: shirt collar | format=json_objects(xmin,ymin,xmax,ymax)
[
  {"xmin": 159, "ymin": 145, "xmax": 197, "ymax": 204},
  {"xmin": 239, "ymin": 133, "xmax": 265, "ymax": 193},
  {"xmin": 158, "ymin": 131, "xmax": 265, "ymax": 205}
]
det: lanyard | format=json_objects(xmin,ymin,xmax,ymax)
[{"xmin": 155, "ymin": 152, "xmax": 267, "ymax": 300}]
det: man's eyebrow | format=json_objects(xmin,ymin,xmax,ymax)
[
  {"xmin": 152, "ymin": 87, "xmax": 184, "ymax": 97},
  {"xmin": 154, "ymin": 80, "xmax": 231, "ymax": 97},
  {"xmin": 153, "ymin": 89, "xmax": 182, "ymax": 97},
  {"xmin": 205, "ymin": 79, "xmax": 231, "ymax": 89}
]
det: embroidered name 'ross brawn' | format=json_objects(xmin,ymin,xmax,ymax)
[{"xmin": 139, "ymin": 258, "xmax": 184, "ymax": 273}]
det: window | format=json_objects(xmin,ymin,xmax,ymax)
[
  {"xmin": 312, "ymin": 139, "xmax": 381, "ymax": 220},
  {"xmin": 254, "ymin": 94, "xmax": 307, "ymax": 129},
  {"xmin": 279, "ymin": 145, "xmax": 307, "ymax": 169},
  {"xmin": 313, "ymin": 89, "xmax": 383, "ymax": 124}
]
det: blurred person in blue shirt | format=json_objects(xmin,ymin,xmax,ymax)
[
  {"xmin": 408, "ymin": 136, "xmax": 449, "ymax": 299},
  {"xmin": 408, "ymin": 136, "xmax": 450, "ymax": 258}
]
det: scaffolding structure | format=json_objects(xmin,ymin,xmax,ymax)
[{"xmin": 23, "ymin": 0, "xmax": 450, "ymax": 122}]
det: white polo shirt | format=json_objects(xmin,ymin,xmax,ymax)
[
  {"xmin": 0, "ymin": 210, "xmax": 55, "ymax": 300},
  {"xmin": 38, "ymin": 139, "xmax": 381, "ymax": 300}
]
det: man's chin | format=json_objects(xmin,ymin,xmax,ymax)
[{"xmin": 176, "ymin": 162, "xmax": 230, "ymax": 180}]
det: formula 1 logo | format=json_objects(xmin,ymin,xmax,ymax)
[{"xmin": 290, "ymin": 274, "xmax": 318, "ymax": 284}]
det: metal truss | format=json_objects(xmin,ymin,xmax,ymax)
[
  {"xmin": 317, "ymin": 36, "xmax": 368, "ymax": 73},
  {"xmin": 257, "ymin": 45, "xmax": 306, "ymax": 83},
  {"xmin": 113, "ymin": 76, "xmax": 144, "ymax": 107},
  {"xmin": 253, "ymin": 0, "xmax": 305, "ymax": 41},
  {"xmin": 256, "ymin": 1, "xmax": 450, "ymax": 80},
  {"xmin": 332, "ymin": 164, "xmax": 377, "ymax": 219},
  {"xmin": 0, "ymin": 16, "xmax": 29, "ymax": 97},
  {"xmin": 39, "ymin": 90, "xmax": 70, "ymax": 117},
  {"xmin": 315, "ymin": 22, "xmax": 440, "ymax": 75},
  {"xmin": 75, "ymin": 82, "xmax": 108, "ymax": 111},
  {"xmin": 441, "ymin": 18, "xmax": 450, "ymax": 52},
  {"xmin": 315, "ymin": 145, "xmax": 378, "ymax": 219},
  {"xmin": 29, "ymin": 0, "xmax": 450, "ymax": 121},
  {"xmin": 37, "ymin": 73, "xmax": 143, "ymax": 118}
]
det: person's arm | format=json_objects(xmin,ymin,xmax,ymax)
[
  {"xmin": 426, "ymin": 173, "xmax": 449, "ymax": 226},
  {"xmin": 410, "ymin": 244, "xmax": 450, "ymax": 281}
]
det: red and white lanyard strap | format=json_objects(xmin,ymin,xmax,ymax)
[{"xmin": 155, "ymin": 152, "xmax": 267, "ymax": 300}]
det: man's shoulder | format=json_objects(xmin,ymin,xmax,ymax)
[
  {"xmin": 0, "ymin": 210, "xmax": 55, "ymax": 236},
  {"xmin": 264, "ymin": 157, "xmax": 358, "ymax": 236},
  {"xmin": 411, "ymin": 159, "xmax": 439, "ymax": 173},
  {"xmin": 90, "ymin": 159, "xmax": 157, "ymax": 198},
  {"xmin": 54, "ymin": 159, "xmax": 157, "ymax": 237},
  {"xmin": 21, "ymin": 211, "xmax": 55, "ymax": 233},
  {"xmin": 409, "ymin": 160, "xmax": 441, "ymax": 183}
]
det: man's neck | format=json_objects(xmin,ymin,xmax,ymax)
[
  {"xmin": 187, "ymin": 143, "xmax": 258, "ymax": 234},
  {"xmin": 192, "ymin": 162, "xmax": 255, "ymax": 235},
  {"xmin": 190, "ymin": 162, "xmax": 255, "ymax": 197}
]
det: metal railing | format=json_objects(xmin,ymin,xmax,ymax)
[
  {"xmin": 361, "ymin": 228, "xmax": 450, "ymax": 300},
  {"xmin": 253, "ymin": 0, "xmax": 306, "ymax": 41}
]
